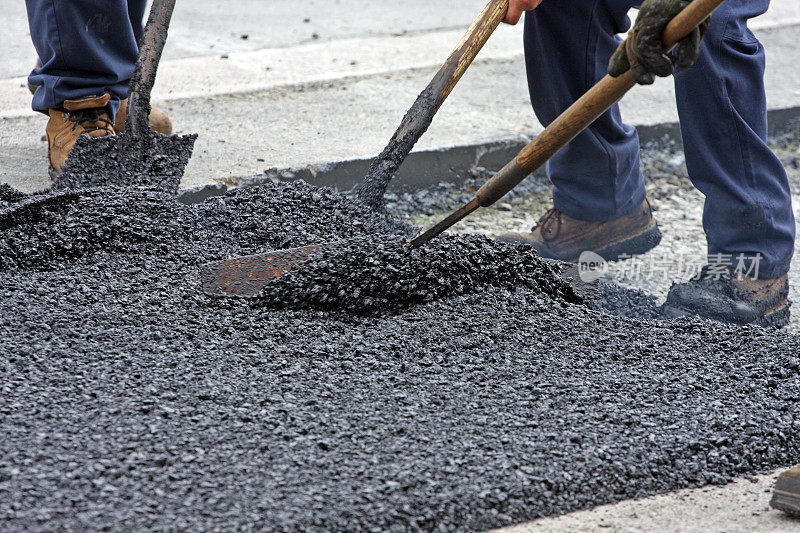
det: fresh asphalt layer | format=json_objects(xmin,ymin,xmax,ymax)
[
  {"xmin": 3, "ymin": 2, "xmax": 800, "ymax": 530},
  {"xmin": 2, "ymin": 178, "xmax": 800, "ymax": 531}
]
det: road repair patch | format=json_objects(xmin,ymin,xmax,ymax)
[{"xmin": 1, "ymin": 180, "xmax": 798, "ymax": 531}]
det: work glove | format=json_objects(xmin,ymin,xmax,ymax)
[{"xmin": 607, "ymin": 0, "xmax": 711, "ymax": 85}]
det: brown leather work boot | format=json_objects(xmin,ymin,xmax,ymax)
[
  {"xmin": 31, "ymin": 71, "xmax": 172, "ymax": 135},
  {"xmin": 771, "ymin": 465, "xmax": 800, "ymax": 516},
  {"xmin": 663, "ymin": 266, "xmax": 790, "ymax": 328},
  {"xmin": 495, "ymin": 198, "xmax": 662, "ymax": 263},
  {"xmin": 114, "ymin": 98, "xmax": 173, "ymax": 135},
  {"xmin": 46, "ymin": 94, "xmax": 116, "ymax": 176}
]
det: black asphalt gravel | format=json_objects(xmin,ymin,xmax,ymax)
[
  {"xmin": 258, "ymin": 234, "xmax": 579, "ymax": 314},
  {"xmin": 592, "ymin": 282, "xmax": 663, "ymax": 320},
  {"xmin": 53, "ymin": 132, "xmax": 197, "ymax": 194},
  {"xmin": 2, "ymin": 179, "xmax": 799, "ymax": 531}
]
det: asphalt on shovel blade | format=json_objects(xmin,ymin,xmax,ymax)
[
  {"xmin": 200, "ymin": 244, "xmax": 327, "ymax": 297},
  {"xmin": 54, "ymin": 132, "xmax": 197, "ymax": 195},
  {"xmin": 200, "ymin": 241, "xmax": 598, "ymax": 300}
]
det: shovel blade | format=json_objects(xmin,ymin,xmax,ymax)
[
  {"xmin": 200, "ymin": 244, "xmax": 325, "ymax": 297},
  {"xmin": 54, "ymin": 133, "xmax": 197, "ymax": 195}
]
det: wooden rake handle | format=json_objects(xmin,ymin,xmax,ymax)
[
  {"xmin": 357, "ymin": 0, "xmax": 509, "ymax": 203},
  {"xmin": 426, "ymin": 0, "xmax": 509, "ymax": 112},
  {"xmin": 409, "ymin": 0, "xmax": 724, "ymax": 247}
]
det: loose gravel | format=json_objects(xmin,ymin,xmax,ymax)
[
  {"xmin": 1, "ymin": 179, "xmax": 799, "ymax": 531},
  {"xmin": 54, "ymin": 133, "xmax": 197, "ymax": 194},
  {"xmin": 258, "ymin": 234, "xmax": 579, "ymax": 314}
]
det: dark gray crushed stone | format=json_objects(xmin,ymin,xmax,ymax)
[
  {"xmin": 591, "ymin": 282, "xmax": 663, "ymax": 320},
  {"xmin": 194, "ymin": 180, "xmax": 413, "ymax": 257},
  {"xmin": 0, "ymin": 184, "xmax": 28, "ymax": 209},
  {"xmin": 1, "ymin": 179, "xmax": 799, "ymax": 531},
  {"xmin": 0, "ymin": 188, "xmax": 190, "ymax": 271},
  {"xmin": 257, "ymin": 234, "xmax": 580, "ymax": 314},
  {"xmin": 53, "ymin": 132, "xmax": 197, "ymax": 195},
  {"xmin": 382, "ymin": 169, "xmax": 551, "ymax": 220}
]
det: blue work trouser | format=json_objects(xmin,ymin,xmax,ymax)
[
  {"xmin": 524, "ymin": 0, "xmax": 795, "ymax": 278},
  {"xmin": 25, "ymin": 0, "xmax": 147, "ymax": 119}
]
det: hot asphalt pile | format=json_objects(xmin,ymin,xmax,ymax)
[
  {"xmin": 2, "ymin": 178, "xmax": 800, "ymax": 531},
  {"xmin": 260, "ymin": 234, "xmax": 579, "ymax": 313}
]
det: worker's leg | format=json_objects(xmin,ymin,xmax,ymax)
[
  {"xmin": 675, "ymin": 0, "xmax": 795, "ymax": 279},
  {"xmin": 25, "ymin": 0, "xmax": 141, "ymax": 118},
  {"xmin": 523, "ymin": 0, "xmax": 643, "ymax": 222},
  {"xmin": 128, "ymin": 0, "xmax": 147, "ymax": 45}
]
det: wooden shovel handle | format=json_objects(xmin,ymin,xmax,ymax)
[
  {"xmin": 126, "ymin": 0, "xmax": 177, "ymax": 138},
  {"xmin": 429, "ymin": 0, "xmax": 509, "ymax": 108},
  {"xmin": 475, "ymin": 0, "xmax": 723, "ymax": 206},
  {"xmin": 357, "ymin": 0, "xmax": 509, "ymax": 204}
]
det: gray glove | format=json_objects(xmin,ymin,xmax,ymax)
[{"xmin": 608, "ymin": 0, "xmax": 711, "ymax": 85}]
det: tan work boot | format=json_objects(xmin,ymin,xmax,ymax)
[
  {"xmin": 495, "ymin": 198, "xmax": 662, "ymax": 263},
  {"xmin": 29, "ymin": 73, "xmax": 172, "ymax": 135},
  {"xmin": 114, "ymin": 98, "xmax": 172, "ymax": 135},
  {"xmin": 663, "ymin": 266, "xmax": 790, "ymax": 328},
  {"xmin": 771, "ymin": 465, "xmax": 800, "ymax": 516},
  {"xmin": 46, "ymin": 94, "xmax": 116, "ymax": 176}
]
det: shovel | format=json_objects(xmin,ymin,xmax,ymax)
[
  {"xmin": 200, "ymin": 0, "xmax": 723, "ymax": 298},
  {"xmin": 54, "ymin": 0, "xmax": 196, "ymax": 194},
  {"xmin": 356, "ymin": 0, "xmax": 510, "ymax": 208}
]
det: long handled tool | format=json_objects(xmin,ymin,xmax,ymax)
[
  {"xmin": 411, "ymin": 0, "xmax": 722, "ymax": 248},
  {"xmin": 200, "ymin": 0, "xmax": 724, "ymax": 298},
  {"xmin": 54, "ymin": 0, "xmax": 196, "ymax": 194},
  {"xmin": 356, "ymin": 0, "xmax": 510, "ymax": 208}
]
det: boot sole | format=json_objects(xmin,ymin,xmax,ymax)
[
  {"xmin": 771, "ymin": 475, "xmax": 800, "ymax": 516},
  {"xmin": 594, "ymin": 223, "xmax": 663, "ymax": 263},
  {"xmin": 529, "ymin": 222, "xmax": 663, "ymax": 264},
  {"xmin": 755, "ymin": 300, "xmax": 791, "ymax": 328},
  {"xmin": 662, "ymin": 298, "xmax": 791, "ymax": 328}
]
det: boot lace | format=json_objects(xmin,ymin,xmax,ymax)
[
  {"xmin": 67, "ymin": 109, "xmax": 114, "ymax": 135},
  {"xmin": 533, "ymin": 208, "xmax": 562, "ymax": 242}
]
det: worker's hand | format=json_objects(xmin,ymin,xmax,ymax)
[
  {"xmin": 503, "ymin": 0, "xmax": 543, "ymax": 25},
  {"xmin": 607, "ymin": 0, "xmax": 710, "ymax": 85}
]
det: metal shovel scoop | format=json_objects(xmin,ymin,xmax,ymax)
[
  {"xmin": 54, "ymin": 0, "xmax": 196, "ymax": 194},
  {"xmin": 200, "ymin": 0, "xmax": 723, "ymax": 298}
]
